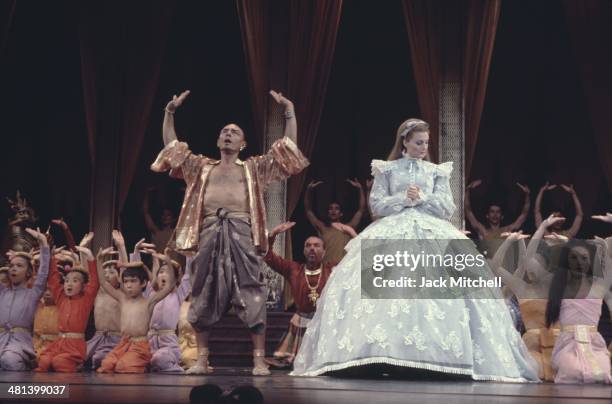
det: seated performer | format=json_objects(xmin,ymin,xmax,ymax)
[
  {"xmin": 96, "ymin": 246, "xmax": 175, "ymax": 374},
  {"xmin": 151, "ymin": 89, "xmax": 308, "ymax": 375},
  {"xmin": 488, "ymin": 215, "xmax": 566, "ymax": 381},
  {"xmin": 591, "ymin": 212, "xmax": 612, "ymax": 358},
  {"xmin": 144, "ymin": 252, "xmax": 190, "ymax": 373},
  {"xmin": 33, "ymin": 288, "xmax": 59, "ymax": 358},
  {"xmin": 86, "ymin": 231, "xmax": 129, "ymax": 370},
  {"xmin": 263, "ymin": 222, "xmax": 334, "ymax": 368},
  {"xmin": 0, "ymin": 228, "xmax": 49, "ymax": 371},
  {"xmin": 304, "ymin": 178, "xmax": 365, "ymax": 264},
  {"xmin": 35, "ymin": 243, "xmax": 99, "ymax": 372},
  {"xmin": 86, "ymin": 258, "xmax": 121, "ymax": 369},
  {"xmin": 546, "ymin": 237, "xmax": 612, "ymax": 384}
]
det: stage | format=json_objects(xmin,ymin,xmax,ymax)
[{"xmin": 1, "ymin": 368, "xmax": 610, "ymax": 404}]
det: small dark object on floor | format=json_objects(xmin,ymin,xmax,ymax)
[
  {"xmin": 190, "ymin": 383, "xmax": 223, "ymax": 404},
  {"xmin": 220, "ymin": 385, "xmax": 264, "ymax": 404}
]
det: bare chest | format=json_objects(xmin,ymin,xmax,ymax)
[
  {"xmin": 121, "ymin": 298, "xmax": 150, "ymax": 316},
  {"xmin": 95, "ymin": 292, "xmax": 120, "ymax": 315},
  {"xmin": 203, "ymin": 164, "xmax": 249, "ymax": 213},
  {"xmin": 207, "ymin": 165, "xmax": 246, "ymax": 187}
]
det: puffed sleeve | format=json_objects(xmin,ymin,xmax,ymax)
[
  {"xmin": 369, "ymin": 160, "xmax": 410, "ymax": 218},
  {"xmin": 253, "ymin": 137, "xmax": 309, "ymax": 186},
  {"xmin": 418, "ymin": 162, "xmax": 456, "ymax": 220},
  {"xmin": 150, "ymin": 140, "xmax": 202, "ymax": 183}
]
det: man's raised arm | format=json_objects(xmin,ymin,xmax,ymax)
[
  {"xmin": 270, "ymin": 90, "xmax": 296, "ymax": 144},
  {"xmin": 163, "ymin": 90, "xmax": 190, "ymax": 146}
]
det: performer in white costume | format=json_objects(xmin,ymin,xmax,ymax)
[{"xmin": 291, "ymin": 119, "xmax": 540, "ymax": 382}]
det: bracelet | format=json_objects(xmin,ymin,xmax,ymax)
[
  {"xmin": 164, "ymin": 107, "xmax": 175, "ymax": 115},
  {"xmin": 284, "ymin": 109, "xmax": 294, "ymax": 119}
]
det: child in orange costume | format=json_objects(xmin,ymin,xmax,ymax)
[
  {"xmin": 96, "ymin": 247, "xmax": 175, "ymax": 373},
  {"xmin": 33, "ymin": 288, "xmax": 59, "ymax": 358},
  {"xmin": 33, "ymin": 250, "xmax": 77, "ymax": 358},
  {"xmin": 35, "ymin": 245, "xmax": 98, "ymax": 373}
]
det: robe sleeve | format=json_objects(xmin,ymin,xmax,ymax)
[
  {"xmin": 263, "ymin": 249, "xmax": 295, "ymax": 279},
  {"xmin": 150, "ymin": 139, "xmax": 203, "ymax": 183},
  {"xmin": 253, "ymin": 137, "xmax": 309, "ymax": 187}
]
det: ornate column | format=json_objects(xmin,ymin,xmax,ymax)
[
  {"xmin": 438, "ymin": 2, "xmax": 465, "ymax": 229},
  {"xmin": 261, "ymin": 4, "xmax": 289, "ymax": 310},
  {"xmin": 263, "ymin": 102, "xmax": 288, "ymax": 310}
]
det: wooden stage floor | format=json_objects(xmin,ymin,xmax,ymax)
[{"xmin": 0, "ymin": 368, "xmax": 611, "ymax": 404}]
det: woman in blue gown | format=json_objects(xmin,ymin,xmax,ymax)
[{"xmin": 291, "ymin": 119, "xmax": 540, "ymax": 382}]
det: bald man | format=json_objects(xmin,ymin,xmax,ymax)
[
  {"xmin": 152, "ymin": 89, "xmax": 309, "ymax": 375},
  {"xmin": 263, "ymin": 222, "xmax": 335, "ymax": 368}
]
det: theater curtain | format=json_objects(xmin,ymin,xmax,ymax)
[
  {"xmin": 463, "ymin": 0, "xmax": 500, "ymax": 181},
  {"xmin": 563, "ymin": 0, "xmax": 612, "ymax": 192},
  {"xmin": 285, "ymin": 0, "xmax": 343, "ymax": 218},
  {"xmin": 236, "ymin": 0, "xmax": 270, "ymax": 153},
  {"xmin": 238, "ymin": 0, "xmax": 342, "ymax": 309},
  {"xmin": 237, "ymin": 0, "xmax": 343, "ymax": 218},
  {"xmin": 401, "ymin": 0, "xmax": 500, "ymax": 170},
  {"xmin": 79, "ymin": 1, "xmax": 175, "ymax": 210},
  {"xmin": 401, "ymin": 0, "xmax": 441, "ymax": 163},
  {"xmin": 0, "ymin": 0, "xmax": 15, "ymax": 57}
]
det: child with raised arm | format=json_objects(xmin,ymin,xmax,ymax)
[
  {"xmin": 96, "ymin": 245, "xmax": 175, "ymax": 373},
  {"xmin": 86, "ymin": 231, "xmax": 126, "ymax": 369},
  {"xmin": 34, "ymin": 240, "xmax": 99, "ymax": 372},
  {"xmin": 546, "ymin": 236, "xmax": 612, "ymax": 384},
  {"xmin": 488, "ymin": 215, "xmax": 565, "ymax": 381},
  {"xmin": 85, "ymin": 258, "xmax": 121, "ymax": 369},
  {"xmin": 34, "ymin": 239, "xmax": 88, "ymax": 360},
  {"xmin": 143, "ymin": 251, "xmax": 190, "ymax": 373},
  {"xmin": 0, "ymin": 228, "xmax": 49, "ymax": 370}
]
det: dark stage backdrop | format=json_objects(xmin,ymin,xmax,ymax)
[
  {"xmin": 119, "ymin": 0, "xmax": 254, "ymax": 249},
  {"xmin": 470, "ymin": 0, "xmax": 612, "ymax": 239},
  {"xmin": 0, "ymin": 0, "xmax": 611, "ymax": 258},
  {"xmin": 0, "ymin": 1, "xmax": 90, "ymax": 243},
  {"xmin": 288, "ymin": 0, "xmax": 421, "ymax": 253}
]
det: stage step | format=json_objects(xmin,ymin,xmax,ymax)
[{"xmin": 208, "ymin": 311, "xmax": 292, "ymax": 367}]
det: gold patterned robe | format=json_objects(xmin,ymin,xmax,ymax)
[
  {"xmin": 151, "ymin": 137, "xmax": 309, "ymax": 255},
  {"xmin": 33, "ymin": 303, "xmax": 59, "ymax": 358}
]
